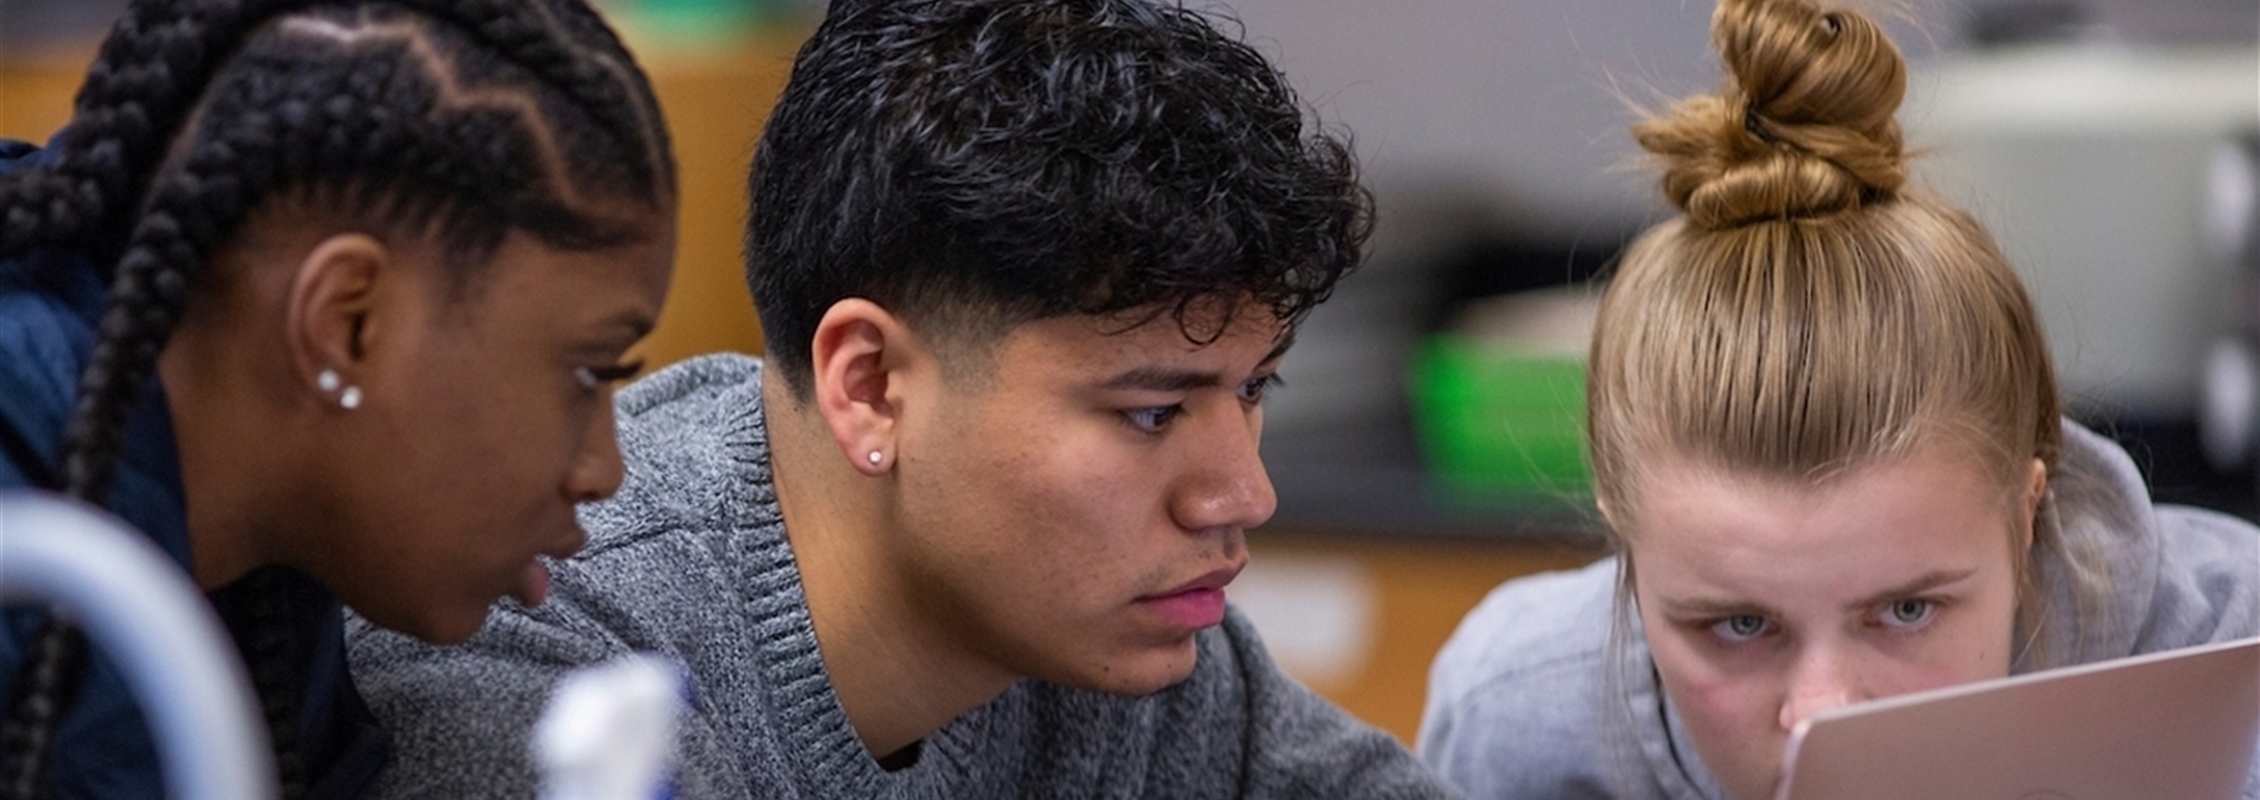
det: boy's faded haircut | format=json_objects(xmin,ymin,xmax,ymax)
[{"xmin": 748, "ymin": 0, "xmax": 1372, "ymax": 398}]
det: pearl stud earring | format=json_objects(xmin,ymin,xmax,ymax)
[
  {"xmin": 867, "ymin": 450, "xmax": 883, "ymax": 466},
  {"xmin": 318, "ymin": 369, "xmax": 362, "ymax": 410}
]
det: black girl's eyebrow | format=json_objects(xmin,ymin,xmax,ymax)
[{"xmin": 596, "ymin": 309, "xmax": 656, "ymax": 341}]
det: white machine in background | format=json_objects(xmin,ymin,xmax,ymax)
[
  {"xmin": 1911, "ymin": 42, "xmax": 2259, "ymax": 422},
  {"xmin": 2200, "ymin": 133, "xmax": 2260, "ymax": 473}
]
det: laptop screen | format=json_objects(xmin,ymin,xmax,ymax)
[{"xmin": 1774, "ymin": 636, "xmax": 2260, "ymax": 800}]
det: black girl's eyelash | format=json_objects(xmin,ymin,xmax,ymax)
[
  {"xmin": 590, "ymin": 359, "xmax": 645, "ymax": 382},
  {"xmin": 576, "ymin": 359, "xmax": 646, "ymax": 389}
]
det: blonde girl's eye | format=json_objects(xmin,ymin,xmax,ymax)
[
  {"xmin": 1711, "ymin": 614, "xmax": 1771, "ymax": 643},
  {"xmin": 1881, "ymin": 598, "xmax": 1936, "ymax": 629}
]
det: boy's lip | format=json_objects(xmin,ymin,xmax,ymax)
[
  {"xmin": 1134, "ymin": 562, "xmax": 1243, "ymax": 631},
  {"xmin": 1139, "ymin": 561, "xmax": 1246, "ymax": 600}
]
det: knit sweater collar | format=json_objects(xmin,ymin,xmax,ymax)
[{"xmin": 696, "ymin": 358, "xmax": 993, "ymax": 796}]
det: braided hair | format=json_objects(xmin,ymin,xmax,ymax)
[{"xmin": 0, "ymin": 1, "xmax": 673, "ymax": 796}]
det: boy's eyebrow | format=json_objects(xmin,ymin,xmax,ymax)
[
  {"xmin": 1096, "ymin": 330, "xmax": 1299, "ymax": 393},
  {"xmin": 1100, "ymin": 366, "xmax": 1222, "ymax": 393},
  {"xmin": 1260, "ymin": 329, "xmax": 1298, "ymax": 367}
]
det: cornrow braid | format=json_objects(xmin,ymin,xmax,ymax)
[
  {"xmin": 0, "ymin": 623, "xmax": 87, "ymax": 800},
  {"xmin": 0, "ymin": 1, "xmax": 672, "ymax": 797},
  {"xmin": 231, "ymin": 569, "xmax": 310, "ymax": 798},
  {"xmin": 25, "ymin": 0, "xmax": 297, "ymax": 254},
  {"xmin": 441, "ymin": 0, "xmax": 671, "ymax": 181},
  {"xmin": 0, "ymin": 166, "xmax": 106, "ymax": 254},
  {"xmin": 9, "ymin": 0, "xmax": 672, "ymax": 260}
]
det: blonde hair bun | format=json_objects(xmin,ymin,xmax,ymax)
[{"xmin": 1637, "ymin": 0, "xmax": 1909, "ymax": 229}]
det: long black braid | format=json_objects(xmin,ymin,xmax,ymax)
[{"xmin": 0, "ymin": 1, "xmax": 673, "ymax": 797}]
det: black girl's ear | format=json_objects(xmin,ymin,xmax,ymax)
[{"xmin": 282, "ymin": 232, "xmax": 389, "ymax": 407}]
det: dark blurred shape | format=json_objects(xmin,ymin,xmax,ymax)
[
  {"xmin": 0, "ymin": 0, "xmax": 127, "ymax": 50},
  {"xmin": 2092, "ymin": 416, "xmax": 2259, "ymax": 521},
  {"xmin": 1423, "ymin": 234, "xmax": 1617, "ymax": 336},
  {"xmin": 1966, "ymin": 1, "xmax": 2094, "ymax": 47}
]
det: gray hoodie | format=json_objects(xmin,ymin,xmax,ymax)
[
  {"xmin": 348, "ymin": 353, "xmax": 1456, "ymax": 799},
  {"xmin": 1418, "ymin": 420, "xmax": 2260, "ymax": 799}
]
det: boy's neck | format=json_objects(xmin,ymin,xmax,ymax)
[
  {"xmin": 797, "ymin": 539, "xmax": 1020, "ymax": 765},
  {"xmin": 767, "ymin": 386, "xmax": 1019, "ymax": 764}
]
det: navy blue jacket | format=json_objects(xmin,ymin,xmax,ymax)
[{"xmin": 0, "ymin": 140, "xmax": 387, "ymax": 799}]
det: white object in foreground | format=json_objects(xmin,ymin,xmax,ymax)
[
  {"xmin": 0, "ymin": 490, "xmax": 275, "ymax": 799},
  {"xmin": 534, "ymin": 652, "xmax": 687, "ymax": 800}
]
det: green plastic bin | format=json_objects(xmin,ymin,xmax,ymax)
[{"xmin": 1410, "ymin": 335, "xmax": 1592, "ymax": 495}]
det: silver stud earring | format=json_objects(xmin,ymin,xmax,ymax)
[
  {"xmin": 317, "ymin": 369, "xmax": 341, "ymax": 393},
  {"xmin": 867, "ymin": 450, "xmax": 883, "ymax": 466},
  {"xmin": 339, "ymin": 386, "xmax": 363, "ymax": 410}
]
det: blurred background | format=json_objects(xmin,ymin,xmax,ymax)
[{"xmin": 3, "ymin": 0, "xmax": 2254, "ymax": 747}]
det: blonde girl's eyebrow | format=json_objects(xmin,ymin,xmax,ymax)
[
  {"xmin": 1843, "ymin": 568, "xmax": 1977, "ymax": 612},
  {"xmin": 1657, "ymin": 568, "xmax": 1978, "ymax": 619},
  {"xmin": 1655, "ymin": 595, "xmax": 1776, "ymax": 620}
]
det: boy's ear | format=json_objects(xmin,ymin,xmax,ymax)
[
  {"xmin": 808, "ymin": 298, "xmax": 930, "ymax": 475},
  {"xmin": 283, "ymin": 233, "xmax": 389, "ymax": 406}
]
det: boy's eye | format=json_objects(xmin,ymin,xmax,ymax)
[
  {"xmin": 1123, "ymin": 406, "xmax": 1181, "ymax": 433},
  {"xmin": 1880, "ymin": 598, "xmax": 1936, "ymax": 628},
  {"xmin": 575, "ymin": 360, "xmax": 645, "ymax": 391},
  {"xmin": 1710, "ymin": 614, "xmax": 1770, "ymax": 642},
  {"xmin": 1237, "ymin": 373, "xmax": 1283, "ymax": 403}
]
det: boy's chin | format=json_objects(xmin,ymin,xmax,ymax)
[{"xmin": 1050, "ymin": 638, "xmax": 1203, "ymax": 697}]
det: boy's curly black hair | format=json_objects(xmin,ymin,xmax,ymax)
[{"xmin": 750, "ymin": 0, "xmax": 1372, "ymax": 397}]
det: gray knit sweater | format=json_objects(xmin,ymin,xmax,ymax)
[{"xmin": 347, "ymin": 353, "xmax": 1456, "ymax": 799}]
